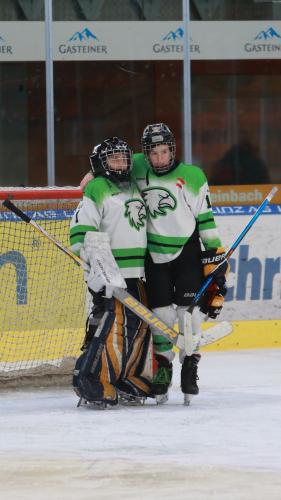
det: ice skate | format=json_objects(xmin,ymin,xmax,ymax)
[
  {"xmin": 77, "ymin": 396, "xmax": 87, "ymax": 407},
  {"xmin": 155, "ymin": 393, "xmax": 169, "ymax": 405},
  {"xmin": 181, "ymin": 354, "xmax": 200, "ymax": 405},
  {"xmin": 183, "ymin": 394, "xmax": 193, "ymax": 406},
  {"xmin": 116, "ymin": 378, "xmax": 147, "ymax": 406},
  {"xmin": 118, "ymin": 391, "xmax": 146, "ymax": 406},
  {"xmin": 74, "ymin": 376, "xmax": 118, "ymax": 409},
  {"xmin": 88, "ymin": 400, "xmax": 118, "ymax": 410},
  {"xmin": 77, "ymin": 395, "xmax": 117, "ymax": 410},
  {"xmin": 151, "ymin": 355, "xmax": 173, "ymax": 405}
]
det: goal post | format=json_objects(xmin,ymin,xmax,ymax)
[{"xmin": 0, "ymin": 187, "xmax": 86, "ymax": 386}]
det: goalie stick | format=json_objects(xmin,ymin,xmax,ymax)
[
  {"xmin": 2, "ymin": 198, "xmax": 232, "ymax": 351},
  {"xmin": 183, "ymin": 185, "xmax": 279, "ymax": 355}
]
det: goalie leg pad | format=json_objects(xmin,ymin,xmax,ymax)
[
  {"xmin": 74, "ymin": 279, "xmax": 154, "ymax": 404},
  {"xmin": 117, "ymin": 279, "xmax": 153, "ymax": 398},
  {"xmin": 73, "ymin": 354, "xmax": 117, "ymax": 405},
  {"xmin": 73, "ymin": 306, "xmax": 118, "ymax": 404},
  {"xmin": 81, "ymin": 291, "xmax": 106, "ymax": 350}
]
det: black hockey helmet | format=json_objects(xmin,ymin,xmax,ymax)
[
  {"xmin": 89, "ymin": 137, "xmax": 133, "ymax": 182},
  {"xmin": 141, "ymin": 123, "xmax": 176, "ymax": 174}
]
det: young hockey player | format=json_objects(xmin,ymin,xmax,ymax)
[
  {"xmin": 70, "ymin": 137, "xmax": 152, "ymax": 408},
  {"xmin": 80, "ymin": 124, "xmax": 229, "ymax": 405},
  {"xmin": 136, "ymin": 123, "xmax": 229, "ymax": 404}
]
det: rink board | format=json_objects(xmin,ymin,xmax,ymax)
[
  {"xmin": 0, "ymin": 203, "xmax": 280, "ymax": 366},
  {"xmin": 202, "ymin": 319, "xmax": 281, "ymax": 351},
  {"xmin": 1, "ymin": 321, "xmax": 280, "ymax": 365}
]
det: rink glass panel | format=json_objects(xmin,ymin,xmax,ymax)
[
  {"xmin": 0, "ymin": 1, "xmax": 280, "ymax": 21},
  {"xmin": 1, "ymin": 57, "xmax": 281, "ymax": 186}
]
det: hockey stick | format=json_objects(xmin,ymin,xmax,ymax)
[
  {"xmin": 2, "ymin": 198, "xmax": 232, "ymax": 350},
  {"xmin": 183, "ymin": 185, "xmax": 278, "ymax": 355}
]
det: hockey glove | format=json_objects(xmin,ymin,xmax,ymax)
[
  {"xmin": 201, "ymin": 246, "xmax": 229, "ymax": 290},
  {"xmin": 199, "ymin": 282, "xmax": 227, "ymax": 319},
  {"xmin": 200, "ymin": 247, "xmax": 229, "ymax": 319}
]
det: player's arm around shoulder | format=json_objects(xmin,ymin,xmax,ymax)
[
  {"xmin": 132, "ymin": 152, "xmax": 149, "ymax": 178},
  {"xmin": 80, "ymin": 171, "xmax": 94, "ymax": 191}
]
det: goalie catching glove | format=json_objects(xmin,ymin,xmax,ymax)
[
  {"xmin": 80, "ymin": 232, "xmax": 126, "ymax": 298},
  {"xmin": 199, "ymin": 247, "xmax": 230, "ymax": 319}
]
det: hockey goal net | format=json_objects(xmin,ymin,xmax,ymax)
[{"xmin": 0, "ymin": 188, "xmax": 86, "ymax": 386}]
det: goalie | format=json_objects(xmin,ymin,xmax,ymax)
[{"xmin": 70, "ymin": 137, "xmax": 152, "ymax": 408}]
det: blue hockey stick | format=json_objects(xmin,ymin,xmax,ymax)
[
  {"xmin": 183, "ymin": 186, "xmax": 278, "ymax": 356},
  {"xmin": 191, "ymin": 185, "xmax": 278, "ymax": 308}
]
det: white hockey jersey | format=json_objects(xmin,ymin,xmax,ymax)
[
  {"xmin": 132, "ymin": 153, "xmax": 222, "ymax": 264},
  {"xmin": 70, "ymin": 176, "xmax": 147, "ymax": 278}
]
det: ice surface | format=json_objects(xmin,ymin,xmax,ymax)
[{"xmin": 1, "ymin": 349, "xmax": 281, "ymax": 500}]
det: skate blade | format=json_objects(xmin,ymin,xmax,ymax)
[
  {"xmin": 183, "ymin": 394, "xmax": 193, "ymax": 406},
  {"xmin": 118, "ymin": 390, "xmax": 146, "ymax": 406},
  {"xmin": 88, "ymin": 401, "xmax": 117, "ymax": 410},
  {"xmin": 77, "ymin": 396, "xmax": 85, "ymax": 407},
  {"xmin": 76, "ymin": 395, "xmax": 117, "ymax": 410},
  {"xmin": 156, "ymin": 393, "xmax": 169, "ymax": 405}
]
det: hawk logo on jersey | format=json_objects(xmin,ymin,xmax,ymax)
[
  {"xmin": 142, "ymin": 187, "xmax": 177, "ymax": 218},
  {"xmin": 124, "ymin": 199, "xmax": 147, "ymax": 230}
]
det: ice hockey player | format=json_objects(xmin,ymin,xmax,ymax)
[
  {"xmin": 80, "ymin": 124, "xmax": 229, "ymax": 405},
  {"xmin": 137, "ymin": 123, "xmax": 229, "ymax": 404},
  {"xmin": 70, "ymin": 137, "xmax": 152, "ymax": 408}
]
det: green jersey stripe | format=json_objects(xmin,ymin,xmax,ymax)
[
  {"xmin": 197, "ymin": 211, "xmax": 214, "ymax": 222},
  {"xmin": 112, "ymin": 247, "xmax": 146, "ymax": 257},
  {"xmin": 201, "ymin": 237, "xmax": 222, "ymax": 249},
  {"xmin": 198, "ymin": 220, "xmax": 217, "ymax": 230},
  {"xmin": 147, "ymin": 232, "xmax": 187, "ymax": 245},
  {"xmin": 115, "ymin": 255, "xmax": 145, "ymax": 261},
  {"xmin": 116, "ymin": 259, "xmax": 145, "ymax": 268},
  {"xmin": 70, "ymin": 225, "xmax": 97, "ymax": 236},
  {"xmin": 69, "ymin": 234, "xmax": 85, "ymax": 245},
  {"xmin": 148, "ymin": 242, "xmax": 181, "ymax": 254}
]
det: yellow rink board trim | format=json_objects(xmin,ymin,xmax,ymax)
[
  {"xmin": 1, "ymin": 320, "xmax": 281, "ymax": 364},
  {"xmin": 0, "ymin": 328, "xmax": 84, "ymax": 362},
  {"xmin": 201, "ymin": 320, "xmax": 281, "ymax": 351}
]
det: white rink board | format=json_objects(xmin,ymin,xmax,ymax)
[{"xmin": 214, "ymin": 212, "xmax": 281, "ymax": 321}]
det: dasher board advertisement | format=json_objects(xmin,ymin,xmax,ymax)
[
  {"xmin": 1, "ymin": 21, "xmax": 281, "ymax": 61},
  {"xmin": 216, "ymin": 212, "xmax": 280, "ymax": 321}
]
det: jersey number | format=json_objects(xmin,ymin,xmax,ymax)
[{"xmin": 206, "ymin": 194, "xmax": 212, "ymax": 209}]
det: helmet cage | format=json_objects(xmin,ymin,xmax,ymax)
[
  {"xmin": 141, "ymin": 123, "xmax": 176, "ymax": 174},
  {"xmin": 90, "ymin": 137, "xmax": 133, "ymax": 181},
  {"xmin": 142, "ymin": 141, "xmax": 176, "ymax": 174}
]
